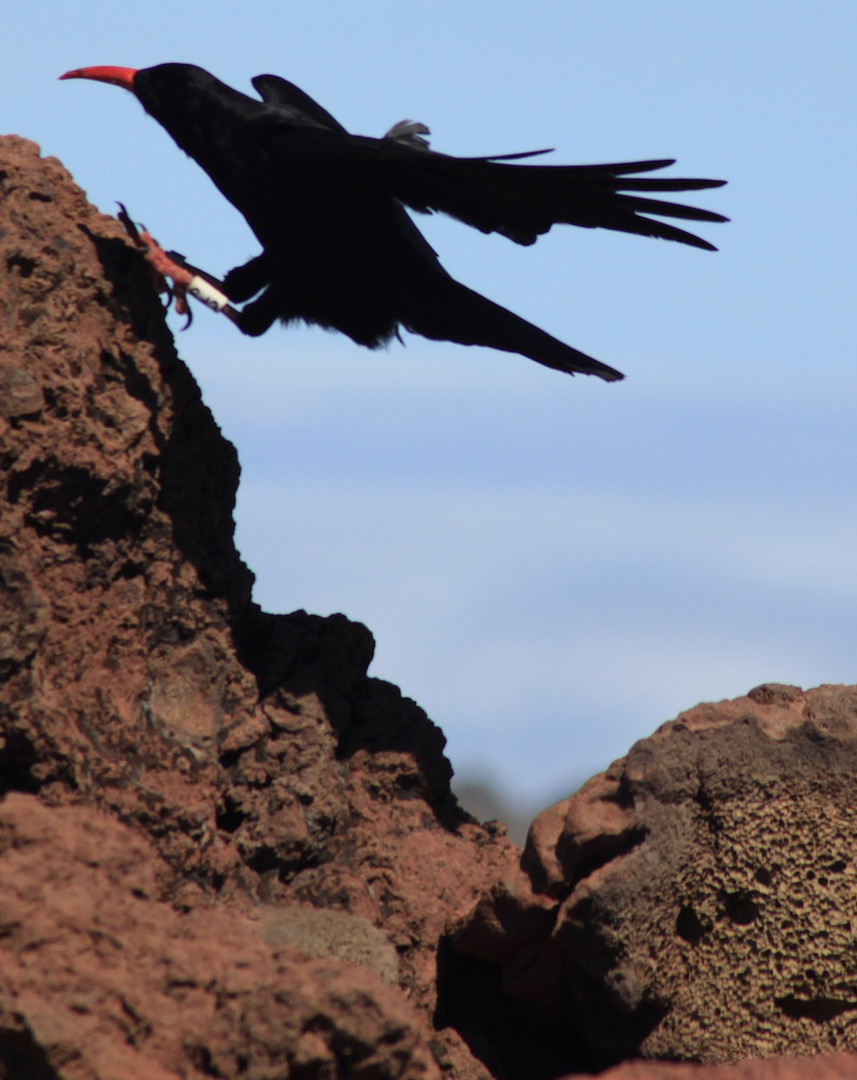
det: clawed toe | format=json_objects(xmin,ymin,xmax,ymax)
[{"xmin": 117, "ymin": 203, "xmax": 237, "ymax": 329}]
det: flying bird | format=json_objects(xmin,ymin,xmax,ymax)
[{"xmin": 60, "ymin": 63, "xmax": 727, "ymax": 382}]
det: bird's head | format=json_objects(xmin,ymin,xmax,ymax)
[
  {"xmin": 59, "ymin": 64, "xmax": 232, "ymax": 139},
  {"xmin": 60, "ymin": 64, "xmax": 250, "ymax": 122},
  {"xmin": 60, "ymin": 63, "xmax": 277, "ymax": 209}
]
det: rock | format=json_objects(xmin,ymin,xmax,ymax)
[
  {"xmin": 563, "ymin": 1055, "xmax": 857, "ymax": 1079},
  {"xmin": 0, "ymin": 792, "xmax": 440, "ymax": 1080},
  {"xmin": 6, "ymin": 134, "xmax": 857, "ymax": 1080},
  {"xmin": 259, "ymin": 905, "xmax": 401, "ymax": 984},
  {"xmin": 517, "ymin": 684, "xmax": 857, "ymax": 1065},
  {"xmin": 0, "ymin": 135, "xmax": 523, "ymax": 1080}
]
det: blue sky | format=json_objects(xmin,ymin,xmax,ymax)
[{"xmin": 6, "ymin": 3, "xmax": 857, "ymax": 804}]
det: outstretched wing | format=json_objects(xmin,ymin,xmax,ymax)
[
  {"xmin": 374, "ymin": 148, "xmax": 728, "ymax": 249},
  {"xmin": 248, "ymin": 76, "xmax": 726, "ymax": 251}
]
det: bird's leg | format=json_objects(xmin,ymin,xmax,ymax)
[
  {"xmin": 222, "ymin": 254, "xmax": 271, "ymax": 302},
  {"xmin": 117, "ymin": 204, "xmax": 240, "ymax": 328}
]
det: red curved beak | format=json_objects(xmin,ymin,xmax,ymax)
[{"xmin": 59, "ymin": 66, "xmax": 139, "ymax": 91}]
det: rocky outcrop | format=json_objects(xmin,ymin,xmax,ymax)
[
  {"xmin": 0, "ymin": 792, "xmax": 441, "ymax": 1080},
  {"xmin": 470, "ymin": 684, "xmax": 857, "ymax": 1068},
  {"xmin": 3, "ymin": 134, "xmax": 857, "ymax": 1080},
  {"xmin": 0, "ymin": 134, "xmax": 540, "ymax": 1080}
]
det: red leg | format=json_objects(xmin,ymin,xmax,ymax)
[{"xmin": 117, "ymin": 204, "xmax": 240, "ymax": 328}]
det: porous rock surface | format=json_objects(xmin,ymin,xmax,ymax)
[
  {"xmin": 2, "ymin": 135, "xmax": 857, "ymax": 1080},
  {"xmin": 510, "ymin": 684, "xmax": 857, "ymax": 1066},
  {"xmin": 583, "ymin": 1056, "xmax": 857, "ymax": 1080},
  {"xmin": 0, "ymin": 792, "xmax": 440, "ymax": 1080}
]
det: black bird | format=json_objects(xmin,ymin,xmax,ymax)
[{"xmin": 60, "ymin": 63, "xmax": 727, "ymax": 382}]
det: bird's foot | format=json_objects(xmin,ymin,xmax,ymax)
[{"xmin": 117, "ymin": 203, "xmax": 238, "ymax": 328}]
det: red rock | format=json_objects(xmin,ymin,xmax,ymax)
[
  {"xmin": 565, "ymin": 1054, "xmax": 857, "ymax": 1078},
  {"xmin": 6, "ymin": 135, "xmax": 857, "ymax": 1080},
  {"xmin": 0, "ymin": 793, "xmax": 441, "ymax": 1079},
  {"xmin": 0, "ymin": 135, "xmax": 519, "ymax": 1080}
]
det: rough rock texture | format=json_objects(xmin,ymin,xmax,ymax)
[
  {"xmin": 4, "ymin": 135, "xmax": 857, "ymax": 1080},
  {"xmin": 508, "ymin": 684, "xmax": 857, "ymax": 1066},
  {"xmin": 0, "ymin": 792, "xmax": 440, "ymax": 1080},
  {"xmin": 0, "ymin": 135, "xmax": 547, "ymax": 1080},
  {"xmin": 569, "ymin": 1057, "xmax": 857, "ymax": 1079}
]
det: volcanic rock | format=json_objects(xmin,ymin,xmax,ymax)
[
  {"xmin": 571, "ymin": 1055, "xmax": 857, "ymax": 1079},
  {"xmin": 511, "ymin": 684, "xmax": 857, "ymax": 1066},
  {"xmin": 4, "ymin": 134, "xmax": 857, "ymax": 1080},
  {"xmin": 0, "ymin": 792, "xmax": 440, "ymax": 1080},
  {"xmin": 0, "ymin": 134, "xmax": 534, "ymax": 1080}
]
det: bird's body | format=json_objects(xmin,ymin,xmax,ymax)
[{"xmin": 61, "ymin": 63, "xmax": 727, "ymax": 381}]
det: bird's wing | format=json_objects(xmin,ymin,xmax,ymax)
[
  {"xmin": 251, "ymin": 74, "xmax": 349, "ymax": 132},
  {"xmin": 373, "ymin": 147, "xmax": 728, "ymax": 249},
  {"xmin": 249, "ymin": 101, "xmax": 726, "ymax": 251}
]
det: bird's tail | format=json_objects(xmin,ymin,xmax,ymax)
[{"xmin": 402, "ymin": 279, "xmax": 624, "ymax": 381}]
